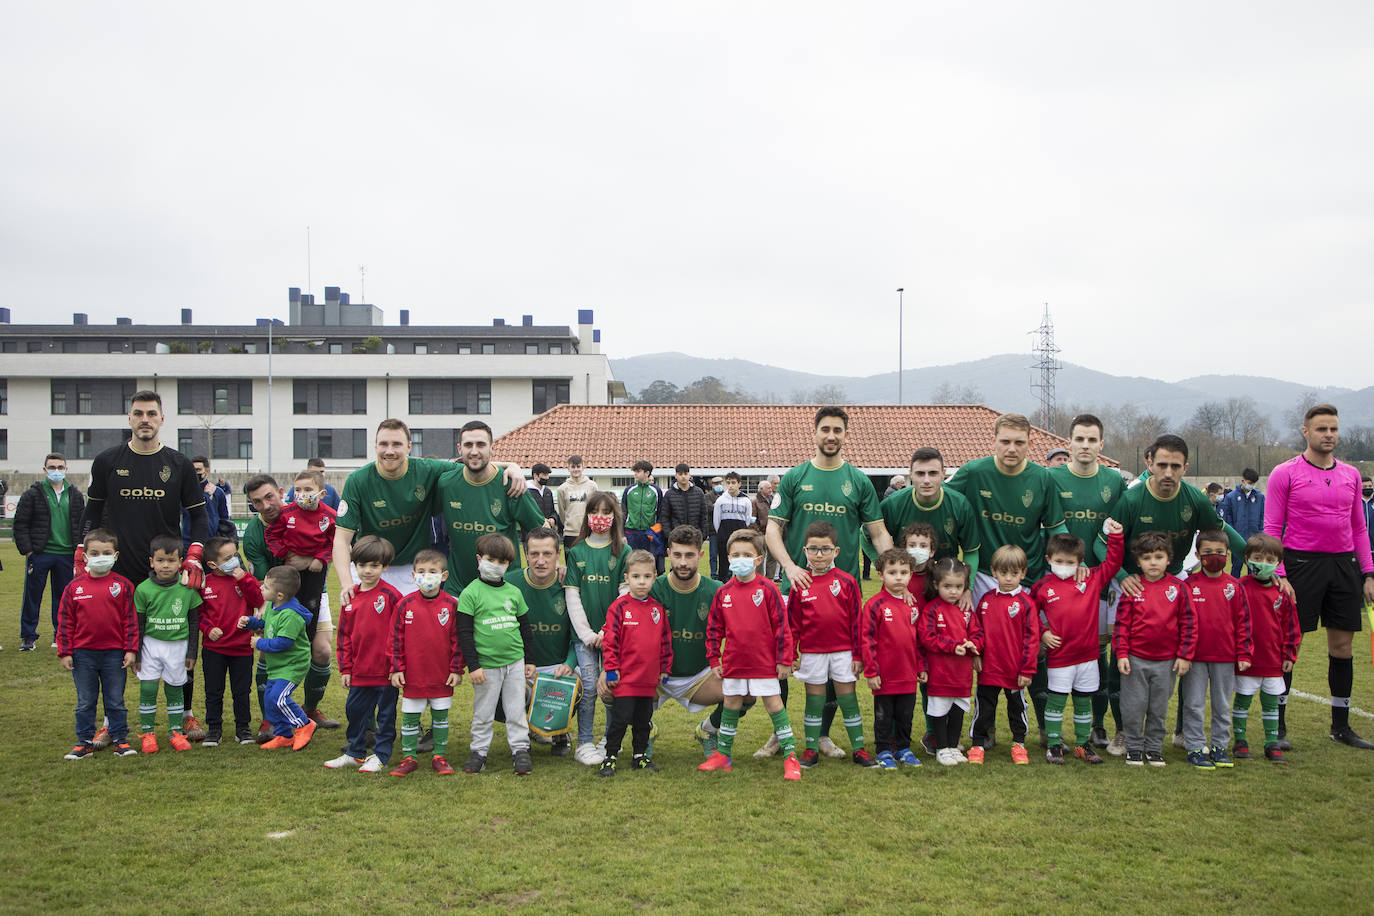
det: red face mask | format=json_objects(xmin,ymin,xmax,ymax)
[
  {"xmin": 587, "ymin": 514, "xmax": 614, "ymax": 534},
  {"xmin": 1199, "ymin": 554, "xmax": 1228, "ymax": 573}
]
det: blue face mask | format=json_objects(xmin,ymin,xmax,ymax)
[
  {"xmin": 728, "ymin": 557, "xmax": 755, "ymax": 578},
  {"xmin": 47, "ymin": 469, "xmax": 66, "ymax": 484},
  {"xmin": 714, "ymin": 485, "xmax": 724, "ymax": 494},
  {"xmin": 216, "ymin": 556, "xmax": 241, "ymax": 574}
]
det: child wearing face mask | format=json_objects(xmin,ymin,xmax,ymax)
[
  {"xmin": 388, "ymin": 550, "xmax": 463, "ymax": 776},
  {"xmin": 266, "ymin": 469, "xmax": 337, "ymax": 621},
  {"xmin": 1232, "ymin": 533, "xmax": 1300, "ymax": 764},
  {"xmin": 899, "ymin": 522, "xmax": 940, "ymax": 756},
  {"xmin": 457, "ymin": 534, "xmax": 536, "ymax": 776},
  {"xmin": 1030, "ymin": 521, "xmax": 1123, "ymax": 766},
  {"xmin": 197, "ymin": 536, "xmax": 264, "ymax": 746}
]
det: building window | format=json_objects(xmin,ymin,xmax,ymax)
[
  {"xmin": 408, "ymin": 379, "xmax": 491, "ymax": 415},
  {"xmin": 177, "ymin": 380, "xmax": 252, "ymax": 416},
  {"xmin": 0, "ymin": 379, "xmax": 7, "ymax": 414},
  {"xmin": 63, "ymin": 341, "xmax": 78, "ymax": 353},
  {"xmin": 78, "ymin": 392, "xmax": 93, "ymax": 415},
  {"xmin": 610, "ymin": 476, "xmax": 634, "ymax": 489},
  {"xmin": 177, "ymin": 428, "xmax": 252, "ymax": 460},
  {"xmin": 481, "ymin": 343, "xmax": 495, "ymax": 355},
  {"xmin": 52, "ymin": 428, "xmax": 132, "ymax": 460},
  {"xmin": 549, "ymin": 344, "xmax": 562, "ymax": 355},
  {"xmin": 134, "ymin": 342, "xmax": 148, "ymax": 354},
  {"xmin": 329, "ymin": 343, "xmax": 343, "ymax": 355},
  {"xmin": 293, "ymin": 379, "xmax": 367, "ymax": 415},
  {"xmin": 525, "ymin": 344, "xmax": 539, "ymax": 355},
  {"xmin": 458, "ymin": 345, "xmax": 472, "ymax": 355},
  {"xmin": 243, "ymin": 343, "xmax": 257, "ymax": 354},
  {"xmin": 51, "ymin": 379, "xmax": 136, "ymax": 416},
  {"xmin": 414, "ymin": 343, "xmax": 428, "ymax": 355},
  {"xmin": 28, "ymin": 341, "xmax": 42, "ymax": 352},
  {"xmin": 293, "ymin": 428, "xmax": 368, "ymax": 460},
  {"xmin": 0, "ymin": 429, "xmax": 6, "ymax": 460},
  {"xmin": 108, "ymin": 341, "xmax": 125, "ymax": 353},
  {"xmin": 532, "ymin": 378, "xmax": 571, "ymax": 414},
  {"xmin": 410, "ymin": 429, "xmax": 457, "ymax": 459}
]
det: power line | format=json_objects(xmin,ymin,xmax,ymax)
[{"xmin": 1029, "ymin": 303, "xmax": 1061, "ymax": 433}]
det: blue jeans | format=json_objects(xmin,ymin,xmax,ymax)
[
  {"xmin": 345, "ymin": 684, "xmax": 399, "ymax": 763},
  {"xmin": 22, "ymin": 552, "xmax": 73, "ymax": 642},
  {"xmin": 72, "ymin": 649, "xmax": 128, "ymax": 744},
  {"xmin": 573, "ymin": 642, "xmax": 610, "ymax": 744}
]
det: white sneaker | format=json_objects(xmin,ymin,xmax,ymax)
[
  {"xmin": 324, "ymin": 753, "xmax": 362, "ymax": 769},
  {"xmin": 753, "ymin": 734, "xmax": 781, "ymax": 758},
  {"xmin": 1107, "ymin": 732, "xmax": 1126, "ymax": 756},
  {"xmin": 357, "ymin": 754, "xmax": 383, "ymax": 773},
  {"xmin": 574, "ymin": 743, "xmax": 605, "ymax": 765},
  {"xmin": 952, "ymin": 747, "xmax": 968, "ymax": 763},
  {"xmin": 596, "ymin": 738, "xmax": 607, "ymax": 755},
  {"xmin": 936, "ymin": 748, "xmax": 960, "ymax": 766},
  {"xmin": 817, "ymin": 736, "xmax": 846, "ymax": 758}
]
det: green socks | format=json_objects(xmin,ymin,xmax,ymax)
[
  {"xmin": 1232, "ymin": 693, "xmax": 1253, "ymax": 743},
  {"xmin": 836, "ymin": 691, "xmax": 865, "ymax": 750},
  {"xmin": 431, "ymin": 706, "xmax": 450, "ymax": 755},
  {"xmin": 1260, "ymin": 692, "xmax": 1280, "ymax": 745},
  {"xmin": 304, "ymin": 662, "xmax": 331, "ymax": 712},
  {"xmin": 769, "ymin": 708, "xmax": 797, "ymax": 757},
  {"xmin": 717, "ymin": 707, "xmax": 740, "ymax": 758},
  {"xmin": 400, "ymin": 711, "xmax": 422, "ymax": 757},
  {"xmin": 1071, "ymin": 692, "xmax": 1092, "ymax": 747},
  {"xmin": 803, "ymin": 693, "xmax": 825, "ymax": 750},
  {"xmin": 139, "ymin": 681, "xmax": 184, "ymax": 733},
  {"xmin": 709, "ymin": 704, "xmax": 724, "ymax": 730},
  {"xmin": 1045, "ymin": 692, "xmax": 1067, "ymax": 746},
  {"xmin": 165, "ymin": 684, "xmax": 184, "ymax": 732}
]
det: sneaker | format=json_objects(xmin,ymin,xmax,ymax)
[
  {"xmin": 1145, "ymin": 751, "xmax": 1167, "ymax": 767},
  {"xmin": 236, "ymin": 727, "xmax": 255, "ymax": 745},
  {"xmin": 64, "ymin": 743, "xmax": 94, "ymax": 760},
  {"xmin": 875, "ymin": 750, "xmax": 898, "ymax": 770},
  {"xmin": 1264, "ymin": 742, "xmax": 1287, "ymax": 763},
  {"xmin": 432, "ymin": 754, "xmax": 455, "ymax": 775},
  {"xmin": 140, "ymin": 732, "xmax": 159, "ymax": 755},
  {"xmin": 1073, "ymin": 744, "xmax": 1104, "ymax": 765},
  {"xmin": 1124, "ymin": 749, "xmax": 1144, "ymax": 766},
  {"xmin": 513, "ymin": 749, "xmax": 533, "ymax": 775},
  {"xmin": 698, "ymin": 751, "xmax": 732, "ymax": 772},
  {"xmin": 291, "ymin": 720, "xmax": 317, "ymax": 751},
  {"xmin": 1210, "ymin": 746, "xmax": 1234, "ymax": 768},
  {"xmin": 202, "ymin": 731, "xmax": 221, "ymax": 748},
  {"xmin": 255, "ymin": 721, "xmax": 274, "ymax": 745},
  {"xmin": 51, "ymin": 641, "xmax": 59, "ymax": 649},
  {"xmin": 260, "ymin": 736, "xmax": 294, "ymax": 750},
  {"xmin": 783, "ymin": 753, "xmax": 801, "ymax": 781},
  {"xmin": 1170, "ymin": 731, "xmax": 1186, "ymax": 749},
  {"xmin": 936, "ymin": 748, "xmax": 960, "ymax": 766},
  {"xmin": 573, "ymin": 742, "xmax": 605, "ymax": 765},
  {"xmin": 390, "ymin": 756, "xmax": 419, "ymax": 777},
  {"xmin": 952, "ymin": 747, "xmax": 968, "ymax": 763},
  {"xmin": 92, "ymin": 726, "xmax": 112, "ymax": 751},
  {"xmin": 324, "ymin": 753, "xmax": 363, "ymax": 769},
  {"xmin": 852, "ymin": 748, "xmax": 879, "ymax": 768},
  {"xmin": 817, "ymin": 736, "xmax": 845, "ymax": 759},
  {"xmin": 1233, "ymin": 740, "xmax": 1252, "ymax": 759},
  {"xmin": 531, "ymin": 732, "xmax": 552, "ymax": 745},
  {"xmin": 111, "ymin": 740, "xmax": 137, "ymax": 757},
  {"xmin": 1089, "ymin": 725, "xmax": 1109, "ymax": 748},
  {"xmin": 694, "ymin": 721, "xmax": 718, "ymax": 758},
  {"xmin": 1106, "ymin": 732, "xmax": 1126, "ymax": 756},
  {"xmin": 182, "ymin": 716, "xmax": 207, "ymax": 742},
  {"xmin": 1011, "ymin": 742, "xmax": 1030, "ymax": 765},
  {"xmin": 966, "ymin": 745, "xmax": 985, "ymax": 765},
  {"xmin": 169, "ymin": 731, "xmax": 193, "ymax": 752},
  {"xmin": 919, "ymin": 733, "xmax": 937, "ymax": 756},
  {"xmin": 896, "ymin": 748, "xmax": 922, "ymax": 767},
  {"xmin": 19, "ymin": 641, "xmax": 35, "ymax": 652},
  {"xmin": 358, "ymin": 754, "xmax": 384, "ymax": 773},
  {"xmin": 753, "ymin": 734, "xmax": 781, "ymax": 758},
  {"xmin": 799, "ymin": 749, "xmax": 821, "ymax": 769},
  {"xmin": 1187, "ymin": 750, "xmax": 1215, "ymax": 770},
  {"xmin": 463, "ymin": 751, "xmax": 487, "ymax": 774},
  {"xmin": 1330, "ymin": 726, "xmax": 1374, "ymax": 749},
  {"xmin": 632, "ymin": 754, "xmax": 660, "ymax": 772},
  {"xmin": 418, "ymin": 728, "xmax": 435, "ymax": 753},
  {"xmin": 1276, "ymin": 728, "xmax": 1292, "ymax": 751},
  {"xmin": 306, "ymin": 709, "xmax": 340, "ymax": 729},
  {"xmin": 1046, "ymin": 744, "xmax": 1065, "ymax": 765},
  {"xmin": 598, "ymin": 756, "xmax": 617, "ymax": 777},
  {"xmin": 596, "ymin": 738, "xmax": 607, "ymax": 757},
  {"xmin": 551, "ymin": 735, "xmax": 572, "ymax": 757}
]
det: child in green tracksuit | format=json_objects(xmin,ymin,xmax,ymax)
[
  {"xmin": 238, "ymin": 566, "xmax": 316, "ymax": 751},
  {"xmin": 134, "ymin": 535, "xmax": 203, "ymax": 754}
]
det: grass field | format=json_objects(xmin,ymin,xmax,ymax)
[{"xmin": 1, "ymin": 542, "xmax": 1372, "ymax": 914}]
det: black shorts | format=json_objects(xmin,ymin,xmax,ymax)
[{"xmin": 1283, "ymin": 549, "xmax": 1364, "ymax": 634}]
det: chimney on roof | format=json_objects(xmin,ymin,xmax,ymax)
[
  {"xmin": 399, "ymin": 309, "xmax": 410, "ymax": 326},
  {"xmin": 181, "ymin": 308, "xmax": 193, "ymax": 325},
  {"xmin": 577, "ymin": 309, "xmax": 598, "ymax": 354},
  {"xmin": 339, "ymin": 292, "xmax": 349, "ymax": 305},
  {"xmin": 73, "ymin": 312, "xmax": 88, "ymax": 326},
  {"xmin": 325, "ymin": 286, "xmax": 340, "ymax": 303},
  {"xmin": 0, "ymin": 307, "xmax": 11, "ymax": 324},
  {"xmin": 116, "ymin": 317, "xmax": 132, "ymax": 325},
  {"xmin": 493, "ymin": 318, "xmax": 505, "ymax": 327},
  {"xmin": 255, "ymin": 319, "xmax": 271, "ymax": 327},
  {"xmin": 522, "ymin": 314, "xmax": 533, "ymax": 327}
]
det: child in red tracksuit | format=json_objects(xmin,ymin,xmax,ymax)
[
  {"xmin": 197, "ymin": 536, "xmax": 264, "ymax": 747},
  {"xmin": 1232, "ymin": 533, "xmax": 1300, "ymax": 763},
  {"xmin": 599, "ymin": 551, "xmax": 673, "ymax": 777},
  {"xmin": 266, "ymin": 469, "xmax": 337, "ymax": 620},
  {"xmin": 920, "ymin": 557, "xmax": 983, "ymax": 766},
  {"xmin": 969, "ymin": 546, "xmax": 1040, "ymax": 765},
  {"xmin": 388, "ymin": 550, "xmax": 464, "ymax": 777},
  {"xmin": 861, "ymin": 549, "xmax": 927, "ymax": 769}
]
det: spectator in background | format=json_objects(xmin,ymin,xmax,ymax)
[
  {"xmin": 711, "ymin": 472, "xmax": 755, "ymax": 581},
  {"xmin": 1206, "ymin": 482, "xmax": 1224, "ymax": 506},
  {"xmin": 286, "ymin": 457, "xmax": 341, "ymax": 511},
  {"xmin": 883, "ymin": 475, "xmax": 907, "ymax": 499},
  {"xmin": 704, "ymin": 476, "xmax": 723, "ymax": 574},
  {"xmin": 753, "ymin": 478, "xmax": 779, "ymax": 580},
  {"xmin": 14, "ymin": 453, "xmax": 85, "ymax": 651},
  {"xmin": 528, "ymin": 462, "xmax": 560, "ymax": 534},
  {"xmin": 664, "ymin": 463, "xmax": 708, "ymax": 539},
  {"xmin": 1045, "ymin": 448, "xmax": 1070, "ymax": 468},
  {"xmin": 182, "ymin": 456, "xmax": 227, "ymax": 547},
  {"xmin": 622, "ymin": 460, "xmax": 667, "ymax": 574},
  {"xmin": 556, "ymin": 455, "xmax": 598, "ymax": 552},
  {"xmin": 1220, "ymin": 467, "xmax": 1266, "ymax": 575}
]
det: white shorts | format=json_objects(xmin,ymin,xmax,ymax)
[
  {"xmin": 926, "ymin": 695, "xmax": 970, "ymax": 716},
  {"xmin": 656, "ymin": 667, "xmax": 714, "ymax": 712},
  {"xmin": 316, "ymin": 591, "xmax": 332, "ymax": 628},
  {"xmin": 1235, "ymin": 675, "xmax": 1285, "ymax": 696},
  {"xmin": 352, "ymin": 563, "xmax": 421, "ymax": 597},
  {"xmin": 138, "ymin": 637, "xmax": 189, "ymax": 687},
  {"xmin": 401, "ymin": 696, "xmax": 453, "ymax": 714},
  {"xmin": 722, "ymin": 677, "xmax": 781, "ymax": 698},
  {"xmin": 1047, "ymin": 660, "xmax": 1100, "ymax": 694},
  {"xmin": 794, "ymin": 650, "xmax": 857, "ymax": 685}
]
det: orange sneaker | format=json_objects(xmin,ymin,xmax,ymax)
[
  {"xmin": 255, "ymin": 721, "xmax": 274, "ymax": 745},
  {"xmin": 92, "ymin": 726, "xmax": 112, "ymax": 750},
  {"xmin": 390, "ymin": 756, "xmax": 419, "ymax": 777},
  {"xmin": 697, "ymin": 751, "xmax": 732, "ymax": 771},
  {"xmin": 291, "ymin": 719, "xmax": 317, "ymax": 751},
  {"xmin": 181, "ymin": 715, "xmax": 207, "ymax": 741},
  {"xmin": 140, "ymin": 732, "xmax": 159, "ymax": 755},
  {"xmin": 260, "ymin": 735, "xmax": 294, "ymax": 749},
  {"xmin": 432, "ymin": 754, "xmax": 455, "ymax": 775},
  {"xmin": 1011, "ymin": 742, "xmax": 1030, "ymax": 765},
  {"xmin": 967, "ymin": 746, "xmax": 985, "ymax": 764},
  {"xmin": 783, "ymin": 753, "xmax": 801, "ymax": 781},
  {"xmin": 169, "ymin": 731, "xmax": 193, "ymax": 752}
]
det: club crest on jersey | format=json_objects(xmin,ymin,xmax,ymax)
[
  {"xmin": 414, "ymin": 485, "xmax": 426, "ymax": 501},
  {"xmin": 374, "ymin": 596, "xmax": 386, "ymax": 614},
  {"xmin": 172, "ymin": 598, "xmax": 183, "ymax": 613},
  {"xmin": 490, "ymin": 499, "xmax": 503, "ymax": 517},
  {"xmin": 1273, "ymin": 598, "xmax": 1283, "ymax": 611},
  {"xmin": 318, "ymin": 517, "xmax": 330, "ymax": 532},
  {"xmin": 1007, "ymin": 601, "xmax": 1020, "ymax": 618},
  {"xmin": 108, "ymin": 582, "xmax": 121, "ymax": 597},
  {"xmin": 752, "ymin": 589, "xmax": 763, "ymax": 607},
  {"xmin": 944, "ymin": 518, "xmax": 955, "ymax": 535},
  {"xmin": 651, "ymin": 607, "xmax": 661, "ymax": 624},
  {"xmin": 336, "ymin": 500, "xmax": 348, "ymax": 516},
  {"xmin": 841, "ymin": 479, "xmax": 853, "ymax": 498},
  {"xmin": 159, "ymin": 466, "xmax": 171, "ymax": 483},
  {"xmin": 882, "ymin": 606, "xmax": 893, "ymax": 621},
  {"xmin": 1224, "ymin": 583, "xmax": 1236, "ymax": 600},
  {"xmin": 829, "ymin": 579, "xmax": 841, "ymax": 597},
  {"xmin": 1181, "ymin": 505, "xmax": 1193, "ymax": 523},
  {"xmin": 910, "ymin": 608, "xmax": 919, "ymax": 624},
  {"xmin": 1101, "ymin": 485, "xmax": 1113, "ymax": 504},
  {"xmin": 1021, "ymin": 489, "xmax": 1034, "ymax": 509},
  {"xmin": 721, "ymin": 594, "xmax": 732, "ymax": 608},
  {"xmin": 1076, "ymin": 581, "xmax": 1087, "ymax": 594},
  {"xmin": 1166, "ymin": 585, "xmax": 1179, "ymax": 602},
  {"xmin": 437, "ymin": 608, "xmax": 450, "ymax": 627},
  {"xmin": 697, "ymin": 602, "xmax": 709, "ymax": 621}
]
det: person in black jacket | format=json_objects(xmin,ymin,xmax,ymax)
[
  {"xmin": 664, "ymin": 463, "xmax": 709, "ymax": 538},
  {"xmin": 527, "ymin": 463, "xmax": 561, "ymax": 535},
  {"xmin": 14, "ymin": 453, "xmax": 85, "ymax": 650}
]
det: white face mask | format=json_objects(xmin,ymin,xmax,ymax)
[
  {"xmin": 907, "ymin": 547, "xmax": 931, "ymax": 566},
  {"xmin": 295, "ymin": 493, "xmax": 320, "ymax": 511},
  {"xmin": 1050, "ymin": 562, "xmax": 1078, "ymax": 580},
  {"xmin": 478, "ymin": 559, "xmax": 509, "ymax": 581},
  {"xmin": 415, "ymin": 572, "xmax": 444, "ymax": 592},
  {"xmin": 216, "ymin": 556, "xmax": 241, "ymax": 574},
  {"xmin": 86, "ymin": 555, "xmax": 117, "ymax": 574},
  {"xmin": 729, "ymin": 557, "xmax": 756, "ymax": 577}
]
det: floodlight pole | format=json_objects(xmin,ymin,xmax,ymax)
[{"xmin": 897, "ymin": 288, "xmax": 905, "ymax": 404}]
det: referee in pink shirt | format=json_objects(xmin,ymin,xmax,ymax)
[{"xmin": 1264, "ymin": 404, "xmax": 1374, "ymax": 750}]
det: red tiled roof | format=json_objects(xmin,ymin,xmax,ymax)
[{"xmin": 494, "ymin": 404, "xmax": 1117, "ymax": 471}]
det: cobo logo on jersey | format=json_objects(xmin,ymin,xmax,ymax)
[
  {"xmin": 672, "ymin": 628, "xmax": 704, "ymax": 641},
  {"xmin": 982, "ymin": 508, "xmax": 1028, "ymax": 526},
  {"xmin": 801, "ymin": 502, "xmax": 847, "ymax": 516},
  {"xmin": 1065, "ymin": 509, "xmax": 1105, "ymax": 523},
  {"xmin": 530, "ymin": 621, "xmax": 563, "ymax": 633},
  {"xmin": 379, "ymin": 512, "xmax": 420, "ymax": 529},
  {"xmin": 451, "ymin": 520, "xmax": 499, "ymax": 534},
  {"xmin": 119, "ymin": 487, "xmax": 167, "ymax": 499},
  {"xmin": 583, "ymin": 573, "xmax": 612, "ymax": 584}
]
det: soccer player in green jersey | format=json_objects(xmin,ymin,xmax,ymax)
[
  {"xmin": 507, "ymin": 527, "xmax": 578, "ymax": 757},
  {"xmin": 881, "ymin": 447, "xmax": 981, "ymax": 569}
]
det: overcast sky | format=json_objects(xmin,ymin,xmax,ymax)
[{"xmin": 3, "ymin": 3, "xmax": 1369, "ymax": 388}]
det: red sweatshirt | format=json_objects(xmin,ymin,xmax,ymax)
[
  {"xmin": 57, "ymin": 573, "xmax": 139, "ymax": 656},
  {"xmin": 786, "ymin": 566, "xmax": 863, "ymax": 655},
  {"xmin": 907, "ymin": 570, "xmax": 929, "ymax": 603},
  {"xmin": 919, "ymin": 597, "xmax": 983, "ymax": 698},
  {"xmin": 197, "ymin": 572, "xmax": 264, "ymax": 657},
  {"xmin": 974, "ymin": 589, "xmax": 1040, "ymax": 689},
  {"xmin": 1113, "ymin": 575, "xmax": 1198, "ymax": 662},
  {"xmin": 1186, "ymin": 573, "xmax": 1252, "ymax": 664},
  {"xmin": 337, "ymin": 581, "xmax": 404, "ymax": 686},
  {"xmin": 1031, "ymin": 532, "xmax": 1124, "ymax": 668},
  {"xmin": 706, "ymin": 576, "xmax": 793, "ymax": 678},
  {"xmin": 602, "ymin": 593, "xmax": 673, "ymax": 697},
  {"xmin": 266, "ymin": 502, "xmax": 337, "ymax": 564},
  {"xmin": 860, "ymin": 591, "xmax": 925, "ymax": 695},
  {"xmin": 1237, "ymin": 577, "xmax": 1300, "ymax": 677},
  {"xmin": 391, "ymin": 590, "xmax": 463, "ymax": 699}
]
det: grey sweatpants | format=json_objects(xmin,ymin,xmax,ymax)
[
  {"xmin": 1180, "ymin": 661, "xmax": 1235, "ymax": 752},
  {"xmin": 1120, "ymin": 655, "xmax": 1177, "ymax": 755},
  {"xmin": 470, "ymin": 661, "xmax": 531, "ymax": 755}
]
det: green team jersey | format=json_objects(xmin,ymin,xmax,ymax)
[
  {"xmin": 945, "ymin": 457, "xmax": 1065, "ymax": 583},
  {"xmin": 438, "ymin": 464, "xmax": 548, "ymax": 595},
  {"xmin": 336, "ymin": 458, "xmax": 452, "ymax": 566},
  {"xmin": 564, "ymin": 540, "xmax": 631, "ymax": 632},
  {"xmin": 242, "ymin": 515, "xmax": 283, "ymax": 579},
  {"xmin": 134, "ymin": 578, "xmax": 203, "ymax": 642},
  {"xmin": 771, "ymin": 460, "xmax": 882, "ymax": 592},
  {"xmin": 1099, "ymin": 478, "xmax": 1242, "ymax": 577},
  {"xmin": 880, "ymin": 485, "xmax": 980, "ymax": 561},
  {"xmin": 506, "ymin": 568, "xmax": 576, "ymax": 669},
  {"xmin": 262, "ymin": 602, "xmax": 311, "ymax": 683},
  {"xmin": 651, "ymin": 572, "xmax": 721, "ymax": 676},
  {"xmin": 457, "ymin": 579, "xmax": 529, "ymax": 669},
  {"xmin": 1050, "ymin": 463, "xmax": 1126, "ymax": 566}
]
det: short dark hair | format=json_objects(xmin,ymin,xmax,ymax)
[
  {"xmin": 459, "ymin": 420, "xmax": 493, "ymax": 443},
  {"xmin": 1245, "ymin": 533, "xmax": 1284, "ymax": 559},
  {"xmin": 412, "ymin": 549, "xmax": 448, "ymax": 569},
  {"xmin": 204, "ymin": 536, "xmax": 236, "ymax": 563},
  {"xmin": 668, "ymin": 525, "xmax": 703, "ymax": 550},
  {"xmin": 307, "ymin": 457, "xmax": 326, "ymax": 469},
  {"xmin": 876, "ymin": 548, "xmax": 912, "ymax": 573},
  {"xmin": 910, "ymin": 447, "xmax": 944, "ymax": 467},
  {"xmin": 351, "ymin": 534, "xmax": 396, "ymax": 567},
  {"xmin": 1241, "ymin": 468, "xmax": 1259, "ymax": 483},
  {"xmin": 1304, "ymin": 404, "xmax": 1338, "ymax": 423},
  {"xmin": 567, "ymin": 455, "xmax": 583, "ymax": 466},
  {"xmin": 474, "ymin": 533, "xmax": 515, "ymax": 564},
  {"xmin": 130, "ymin": 389, "xmax": 162, "ymax": 410},
  {"xmin": 723, "ymin": 471, "xmax": 740, "ymax": 482},
  {"xmin": 294, "ymin": 469, "xmax": 325, "ymax": 489},
  {"xmin": 192, "ymin": 455, "xmax": 210, "ymax": 467},
  {"xmin": 1145, "ymin": 434, "xmax": 1189, "ymax": 463},
  {"xmin": 675, "ymin": 463, "xmax": 690, "ymax": 474},
  {"xmin": 523, "ymin": 527, "xmax": 560, "ymax": 551},
  {"xmin": 1195, "ymin": 527, "xmax": 1228, "ymax": 551},
  {"xmin": 376, "ymin": 418, "xmax": 411, "ymax": 442},
  {"xmin": 726, "ymin": 528, "xmax": 765, "ymax": 555},
  {"xmin": 1069, "ymin": 413, "xmax": 1104, "ymax": 438},
  {"xmin": 244, "ymin": 474, "xmax": 280, "ymax": 496},
  {"xmin": 814, "ymin": 406, "xmax": 849, "ymax": 429},
  {"xmin": 84, "ymin": 528, "xmax": 118, "ymax": 550},
  {"xmin": 149, "ymin": 534, "xmax": 182, "ymax": 558},
  {"xmin": 532, "ymin": 462, "xmax": 551, "ymax": 476},
  {"xmin": 264, "ymin": 565, "xmax": 301, "ymax": 599},
  {"xmin": 1130, "ymin": 530, "xmax": 1172, "ymax": 559},
  {"xmin": 926, "ymin": 557, "xmax": 969, "ymax": 601},
  {"xmin": 804, "ymin": 520, "xmax": 838, "ymax": 544},
  {"xmin": 1045, "ymin": 532, "xmax": 1085, "ymax": 562},
  {"xmin": 632, "ymin": 460, "xmax": 654, "ymax": 474},
  {"xmin": 899, "ymin": 522, "xmax": 939, "ymax": 555},
  {"xmin": 1206, "ymin": 482, "xmax": 1224, "ymax": 495},
  {"xmin": 44, "ymin": 452, "xmax": 67, "ymax": 465}
]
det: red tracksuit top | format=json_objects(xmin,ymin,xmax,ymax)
[
  {"xmin": 786, "ymin": 566, "xmax": 863, "ymax": 655},
  {"xmin": 907, "ymin": 570, "xmax": 929, "ymax": 603},
  {"xmin": 390, "ymin": 590, "xmax": 463, "ymax": 699},
  {"xmin": 1112, "ymin": 575, "xmax": 1198, "ymax": 662},
  {"xmin": 974, "ymin": 588, "xmax": 1041, "ymax": 690},
  {"xmin": 1237, "ymin": 577, "xmax": 1301, "ymax": 677},
  {"xmin": 919, "ymin": 597, "xmax": 982, "ymax": 698},
  {"xmin": 1031, "ymin": 532, "xmax": 1124, "ymax": 668},
  {"xmin": 860, "ymin": 590, "xmax": 925, "ymax": 695},
  {"xmin": 706, "ymin": 576, "xmax": 793, "ymax": 679},
  {"xmin": 266, "ymin": 502, "xmax": 337, "ymax": 564},
  {"xmin": 197, "ymin": 572, "xmax": 264, "ymax": 657},
  {"xmin": 56, "ymin": 573, "xmax": 139, "ymax": 656},
  {"xmin": 337, "ymin": 581, "xmax": 404, "ymax": 686},
  {"xmin": 602, "ymin": 593, "xmax": 673, "ymax": 697},
  {"xmin": 1185, "ymin": 573, "xmax": 1253, "ymax": 664}
]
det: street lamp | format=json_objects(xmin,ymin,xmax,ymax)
[{"xmin": 896, "ymin": 288, "xmax": 904, "ymax": 404}]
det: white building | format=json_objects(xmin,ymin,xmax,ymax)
[{"xmin": 0, "ymin": 287, "xmax": 625, "ymax": 475}]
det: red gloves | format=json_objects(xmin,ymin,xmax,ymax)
[
  {"xmin": 73, "ymin": 545, "xmax": 86, "ymax": 577},
  {"xmin": 181, "ymin": 542, "xmax": 205, "ymax": 589}
]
